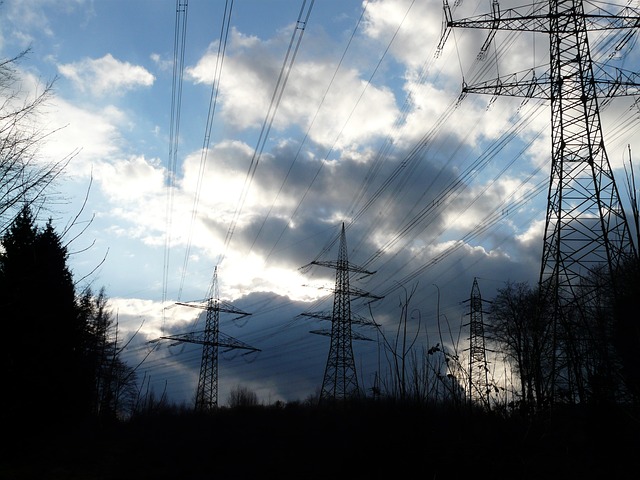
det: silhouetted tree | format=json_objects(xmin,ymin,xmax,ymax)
[
  {"xmin": 548, "ymin": 262, "xmax": 638, "ymax": 406},
  {"xmin": 487, "ymin": 281, "xmax": 554, "ymax": 414},
  {"xmin": 228, "ymin": 385, "xmax": 259, "ymax": 407},
  {"xmin": 611, "ymin": 150, "xmax": 640, "ymax": 403},
  {"xmin": 611, "ymin": 258, "xmax": 640, "ymax": 402},
  {"xmin": 79, "ymin": 287, "xmax": 138, "ymax": 420},
  {"xmin": 0, "ymin": 51, "xmax": 72, "ymax": 231},
  {"xmin": 562, "ymin": 266, "xmax": 627, "ymax": 405},
  {"xmin": 0, "ymin": 206, "xmax": 97, "ymax": 425}
]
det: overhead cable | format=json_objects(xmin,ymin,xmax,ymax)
[
  {"xmin": 162, "ymin": 0, "xmax": 189, "ymax": 331},
  {"xmin": 220, "ymin": 0, "xmax": 315, "ymax": 266},
  {"xmin": 178, "ymin": 0, "xmax": 234, "ymax": 301}
]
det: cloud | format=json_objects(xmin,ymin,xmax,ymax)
[
  {"xmin": 150, "ymin": 52, "xmax": 173, "ymax": 72},
  {"xmin": 363, "ymin": 0, "xmax": 444, "ymax": 71},
  {"xmin": 186, "ymin": 27, "xmax": 399, "ymax": 150},
  {"xmin": 58, "ymin": 53, "xmax": 155, "ymax": 96},
  {"xmin": 49, "ymin": 104, "xmax": 123, "ymax": 160},
  {"xmin": 95, "ymin": 155, "xmax": 165, "ymax": 202},
  {"xmin": 39, "ymin": 0, "xmax": 549, "ymax": 311}
]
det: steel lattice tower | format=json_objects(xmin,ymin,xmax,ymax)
[
  {"xmin": 441, "ymin": 0, "xmax": 639, "ymax": 403},
  {"xmin": 301, "ymin": 223, "xmax": 381, "ymax": 402},
  {"xmin": 158, "ymin": 268, "xmax": 259, "ymax": 411},
  {"xmin": 463, "ymin": 277, "xmax": 490, "ymax": 409}
]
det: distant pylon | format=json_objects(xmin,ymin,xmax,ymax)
[
  {"xmin": 463, "ymin": 277, "xmax": 490, "ymax": 410},
  {"xmin": 157, "ymin": 267, "xmax": 259, "ymax": 411},
  {"xmin": 441, "ymin": 0, "xmax": 639, "ymax": 403},
  {"xmin": 300, "ymin": 223, "xmax": 382, "ymax": 402}
]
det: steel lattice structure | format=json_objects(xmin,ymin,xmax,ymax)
[
  {"xmin": 441, "ymin": 0, "xmax": 639, "ymax": 403},
  {"xmin": 158, "ymin": 268, "xmax": 258, "ymax": 411},
  {"xmin": 301, "ymin": 223, "xmax": 381, "ymax": 402},
  {"xmin": 464, "ymin": 277, "xmax": 490, "ymax": 409}
]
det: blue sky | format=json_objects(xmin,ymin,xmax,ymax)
[{"xmin": 2, "ymin": 0, "xmax": 639, "ymax": 406}]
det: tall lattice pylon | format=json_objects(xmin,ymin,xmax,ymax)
[
  {"xmin": 301, "ymin": 223, "xmax": 381, "ymax": 402},
  {"xmin": 440, "ymin": 0, "xmax": 639, "ymax": 403},
  {"xmin": 463, "ymin": 277, "xmax": 490, "ymax": 410},
  {"xmin": 158, "ymin": 267, "xmax": 259, "ymax": 411}
]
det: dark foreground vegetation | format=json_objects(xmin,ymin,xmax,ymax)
[{"xmin": 2, "ymin": 401, "xmax": 638, "ymax": 480}]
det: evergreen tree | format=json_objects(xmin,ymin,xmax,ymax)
[
  {"xmin": 0, "ymin": 206, "xmax": 90, "ymax": 425},
  {"xmin": 79, "ymin": 287, "xmax": 138, "ymax": 420}
]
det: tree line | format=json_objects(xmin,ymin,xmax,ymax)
[
  {"xmin": 0, "ymin": 205, "xmax": 139, "ymax": 426},
  {"xmin": 485, "ymin": 260, "xmax": 640, "ymax": 415},
  {"xmin": 0, "ymin": 51, "xmax": 139, "ymax": 428}
]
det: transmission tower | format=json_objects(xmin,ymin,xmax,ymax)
[
  {"xmin": 301, "ymin": 223, "xmax": 381, "ymax": 402},
  {"xmin": 462, "ymin": 277, "xmax": 491, "ymax": 410},
  {"xmin": 440, "ymin": 0, "xmax": 639, "ymax": 403},
  {"xmin": 158, "ymin": 267, "xmax": 259, "ymax": 411}
]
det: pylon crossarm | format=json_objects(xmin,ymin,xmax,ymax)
[
  {"xmin": 310, "ymin": 259, "xmax": 376, "ymax": 276},
  {"xmin": 345, "ymin": 285, "xmax": 384, "ymax": 300},
  {"xmin": 175, "ymin": 301, "xmax": 208, "ymax": 310},
  {"xmin": 158, "ymin": 331, "xmax": 259, "ymax": 352},
  {"xmin": 158, "ymin": 331, "xmax": 202, "ymax": 344},
  {"xmin": 300, "ymin": 311, "xmax": 332, "ymax": 321},
  {"xmin": 218, "ymin": 332, "xmax": 261, "ymax": 352},
  {"xmin": 351, "ymin": 313, "xmax": 379, "ymax": 327},
  {"xmin": 463, "ymin": 66, "xmax": 640, "ymax": 100},
  {"xmin": 310, "ymin": 328, "xmax": 374, "ymax": 342},
  {"xmin": 176, "ymin": 299, "xmax": 251, "ymax": 317},
  {"xmin": 351, "ymin": 331, "xmax": 374, "ymax": 342},
  {"xmin": 301, "ymin": 311, "xmax": 377, "ymax": 327},
  {"xmin": 446, "ymin": 4, "xmax": 640, "ymax": 32},
  {"xmin": 310, "ymin": 328, "xmax": 332, "ymax": 337},
  {"xmin": 584, "ymin": 11, "xmax": 640, "ymax": 30},
  {"xmin": 448, "ymin": 4, "xmax": 549, "ymax": 32},
  {"xmin": 218, "ymin": 300, "xmax": 251, "ymax": 317},
  {"xmin": 592, "ymin": 63, "xmax": 640, "ymax": 98},
  {"xmin": 463, "ymin": 67, "xmax": 551, "ymax": 99}
]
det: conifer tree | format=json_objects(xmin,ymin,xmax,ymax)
[
  {"xmin": 79, "ymin": 287, "xmax": 138, "ymax": 420},
  {"xmin": 1, "ymin": 206, "xmax": 90, "ymax": 424}
]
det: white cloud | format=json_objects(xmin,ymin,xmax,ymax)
[
  {"xmin": 516, "ymin": 218, "xmax": 545, "ymax": 246},
  {"xmin": 363, "ymin": 0, "xmax": 443, "ymax": 71},
  {"xmin": 2, "ymin": 0, "xmax": 53, "ymax": 48},
  {"xmin": 58, "ymin": 53, "xmax": 155, "ymax": 96},
  {"xmin": 150, "ymin": 52, "xmax": 172, "ymax": 72},
  {"xmin": 39, "ymin": 97, "xmax": 124, "ymax": 175},
  {"xmin": 111, "ymin": 296, "xmax": 201, "ymax": 334},
  {"xmin": 186, "ymin": 26, "xmax": 399, "ymax": 151},
  {"xmin": 94, "ymin": 155, "xmax": 165, "ymax": 202}
]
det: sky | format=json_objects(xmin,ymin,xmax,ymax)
[{"xmin": 2, "ymin": 0, "xmax": 640, "ymax": 407}]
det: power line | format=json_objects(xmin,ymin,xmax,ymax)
[
  {"xmin": 178, "ymin": 0, "xmax": 234, "ymax": 301},
  {"xmin": 220, "ymin": 0, "xmax": 315, "ymax": 265},
  {"xmin": 163, "ymin": 0, "xmax": 189, "ymax": 331},
  {"xmin": 249, "ymin": 0, "xmax": 372, "ymax": 258}
]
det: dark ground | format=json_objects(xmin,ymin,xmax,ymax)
[{"xmin": 3, "ymin": 403, "xmax": 639, "ymax": 479}]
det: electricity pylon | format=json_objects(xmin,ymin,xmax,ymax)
[
  {"xmin": 462, "ymin": 277, "xmax": 490, "ymax": 410},
  {"xmin": 158, "ymin": 267, "xmax": 259, "ymax": 411},
  {"xmin": 300, "ymin": 223, "xmax": 381, "ymax": 402},
  {"xmin": 440, "ymin": 0, "xmax": 639, "ymax": 403}
]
